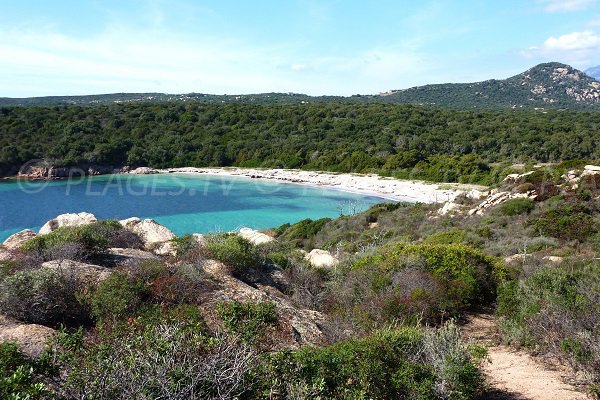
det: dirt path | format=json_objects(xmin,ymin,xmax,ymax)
[{"xmin": 462, "ymin": 314, "xmax": 590, "ymax": 400}]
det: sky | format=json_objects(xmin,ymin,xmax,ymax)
[{"xmin": 0, "ymin": 0, "xmax": 599, "ymax": 97}]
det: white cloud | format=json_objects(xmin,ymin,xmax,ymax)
[
  {"xmin": 524, "ymin": 30, "xmax": 600, "ymax": 66},
  {"xmin": 538, "ymin": 0, "xmax": 596, "ymax": 13},
  {"xmin": 544, "ymin": 30, "xmax": 600, "ymax": 49}
]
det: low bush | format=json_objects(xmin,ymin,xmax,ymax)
[
  {"xmin": 85, "ymin": 271, "xmax": 149, "ymax": 322},
  {"xmin": 51, "ymin": 317, "xmax": 258, "ymax": 399},
  {"xmin": 205, "ymin": 234, "xmax": 261, "ymax": 275},
  {"xmin": 276, "ymin": 218, "xmax": 332, "ymax": 247},
  {"xmin": 216, "ymin": 301, "xmax": 278, "ymax": 342},
  {"xmin": 21, "ymin": 221, "xmax": 139, "ymax": 259},
  {"xmin": 423, "ymin": 229, "xmax": 483, "ymax": 248},
  {"xmin": 497, "ymin": 198, "xmax": 535, "ymax": 216},
  {"xmin": 258, "ymin": 323, "xmax": 484, "ymax": 400},
  {"xmin": 0, "ymin": 268, "xmax": 88, "ymax": 326}
]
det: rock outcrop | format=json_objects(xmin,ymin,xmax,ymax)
[
  {"xmin": 201, "ymin": 260, "xmax": 326, "ymax": 348},
  {"xmin": 103, "ymin": 247, "xmax": 160, "ymax": 266},
  {"xmin": 119, "ymin": 218, "xmax": 176, "ymax": 253},
  {"xmin": 238, "ymin": 227, "xmax": 274, "ymax": 245},
  {"xmin": 0, "ymin": 314, "xmax": 55, "ymax": 358},
  {"xmin": 305, "ymin": 249, "xmax": 339, "ymax": 268},
  {"xmin": 39, "ymin": 212, "xmax": 97, "ymax": 234},
  {"xmin": 2, "ymin": 229, "xmax": 38, "ymax": 249},
  {"xmin": 41, "ymin": 259, "xmax": 111, "ymax": 285},
  {"xmin": 129, "ymin": 167, "xmax": 159, "ymax": 174},
  {"xmin": 17, "ymin": 164, "xmax": 115, "ymax": 180},
  {"xmin": 468, "ymin": 191, "xmax": 536, "ymax": 216}
]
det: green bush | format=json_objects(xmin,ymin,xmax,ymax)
[
  {"xmin": 529, "ymin": 203, "xmax": 595, "ymax": 241},
  {"xmin": 497, "ymin": 198, "xmax": 535, "ymax": 216},
  {"xmin": 21, "ymin": 220, "xmax": 130, "ymax": 258},
  {"xmin": 0, "ymin": 343, "xmax": 52, "ymax": 400},
  {"xmin": 259, "ymin": 324, "xmax": 484, "ymax": 400},
  {"xmin": 423, "ymin": 229, "xmax": 481, "ymax": 247},
  {"xmin": 216, "ymin": 301, "xmax": 277, "ymax": 342},
  {"xmin": 277, "ymin": 218, "xmax": 332, "ymax": 246},
  {"xmin": 206, "ymin": 234, "xmax": 260, "ymax": 275},
  {"xmin": 0, "ymin": 268, "xmax": 88, "ymax": 326},
  {"xmin": 85, "ymin": 271, "xmax": 149, "ymax": 321},
  {"xmin": 354, "ymin": 243, "xmax": 505, "ymax": 310}
]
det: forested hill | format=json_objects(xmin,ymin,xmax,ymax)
[
  {"xmin": 1, "ymin": 62, "xmax": 599, "ymax": 110},
  {"xmin": 1, "ymin": 102, "xmax": 600, "ymax": 183}
]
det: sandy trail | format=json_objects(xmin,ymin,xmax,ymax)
[{"xmin": 462, "ymin": 314, "xmax": 590, "ymax": 400}]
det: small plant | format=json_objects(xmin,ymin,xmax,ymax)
[{"xmin": 0, "ymin": 343, "xmax": 52, "ymax": 400}]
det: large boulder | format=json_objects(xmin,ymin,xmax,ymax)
[
  {"xmin": 238, "ymin": 227, "xmax": 274, "ymax": 245},
  {"xmin": 41, "ymin": 259, "xmax": 111, "ymax": 285},
  {"xmin": 119, "ymin": 218, "xmax": 175, "ymax": 251},
  {"xmin": 305, "ymin": 249, "xmax": 339, "ymax": 268},
  {"xmin": 39, "ymin": 212, "xmax": 97, "ymax": 234},
  {"xmin": 0, "ymin": 314, "xmax": 55, "ymax": 358},
  {"xmin": 2, "ymin": 229, "xmax": 38, "ymax": 249}
]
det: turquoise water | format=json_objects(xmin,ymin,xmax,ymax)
[{"xmin": 0, "ymin": 174, "xmax": 388, "ymax": 241}]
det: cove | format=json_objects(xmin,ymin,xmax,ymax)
[{"xmin": 0, "ymin": 174, "xmax": 389, "ymax": 241}]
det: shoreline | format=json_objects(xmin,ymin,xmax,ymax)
[
  {"xmin": 2, "ymin": 166, "xmax": 488, "ymax": 204},
  {"xmin": 155, "ymin": 167, "xmax": 486, "ymax": 203}
]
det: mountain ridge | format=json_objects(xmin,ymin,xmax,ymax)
[{"xmin": 1, "ymin": 62, "xmax": 599, "ymax": 110}]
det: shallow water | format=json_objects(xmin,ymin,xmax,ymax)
[{"xmin": 0, "ymin": 174, "xmax": 389, "ymax": 241}]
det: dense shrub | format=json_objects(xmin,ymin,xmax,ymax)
[
  {"xmin": 497, "ymin": 262, "xmax": 599, "ymax": 386},
  {"xmin": 85, "ymin": 271, "xmax": 148, "ymax": 322},
  {"xmin": 497, "ymin": 198, "xmax": 535, "ymax": 216},
  {"xmin": 354, "ymin": 243, "xmax": 505, "ymax": 309},
  {"xmin": 0, "ymin": 268, "xmax": 88, "ymax": 326},
  {"xmin": 216, "ymin": 301, "xmax": 278, "ymax": 342},
  {"xmin": 259, "ymin": 324, "xmax": 484, "ymax": 400},
  {"xmin": 529, "ymin": 202, "xmax": 595, "ymax": 241},
  {"xmin": 205, "ymin": 234, "xmax": 260, "ymax": 275}
]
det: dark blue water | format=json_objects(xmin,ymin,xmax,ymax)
[{"xmin": 0, "ymin": 174, "xmax": 387, "ymax": 241}]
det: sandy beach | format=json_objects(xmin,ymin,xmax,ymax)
[{"xmin": 151, "ymin": 167, "xmax": 485, "ymax": 203}]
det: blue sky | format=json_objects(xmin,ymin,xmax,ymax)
[{"xmin": 0, "ymin": 0, "xmax": 599, "ymax": 96}]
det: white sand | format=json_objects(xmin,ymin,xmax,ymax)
[{"xmin": 155, "ymin": 167, "xmax": 482, "ymax": 203}]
